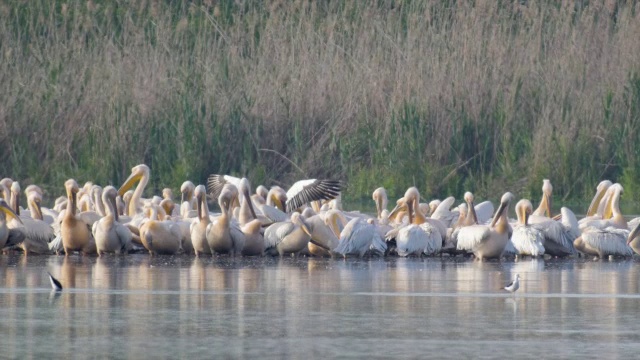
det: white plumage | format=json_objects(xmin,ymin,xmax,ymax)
[
  {"xmin": 334, "ymin": 218, "xmax": 376, "ymax": 258},
  {"xmin": 510, "ymin": 225, "xmax": 545, "ymax": 257}
]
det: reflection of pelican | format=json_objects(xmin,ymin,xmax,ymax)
[
  {"xmin": 457, "ymin": 192, "xmax": 514, "ymax": 260},
  {"xmin": 510, "ymin": 200, "xmax": 545, "ymax": 257},
  {"xmin": 190, "ymin": 185, "xmax": 211, "ymax": 256},
  {"xmin": 93, "ymin": 186, "xmax": 132, "ymax": 255},
  {"xmin": 574, "ymin": 184, "xmax": 632, "ymax": 258},
  {"xmin": 61, "ymin": 179, "xmax": 96, "ymax": 255},
  {"xmin": 264, "ymin": 213, "xmax": 313, "ymax": 257}
]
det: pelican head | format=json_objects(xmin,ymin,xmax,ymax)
[
  {"xmin": 267, "ymin": 186, "xmax": 287, "ymax": 211},
  {"xmin": 490, "ymin": 192, "xmax": 515, "ymax": 227},
  {"xmin": 26, "ymin": 189, "xmax": 44, "ymax": 220},
  {"xmin": 102, "ymin": 186, "xmax": 118, "ymax": 218},
  {"xmin": 0, "ymin": 198, "xmax": 22, "ymax": 224},
  {"xmin": 428, "ymin": 200, "xmax": 440, "ymax": 215},
  {"xmin": 541, "ymin": 179, "xmax": 553, "ymax": 217},
  {"xmin": 64, "ymin": 179, "xmax": 79, "ymax": 195},
  {"xmin": 587, "ymin": 180, "xmax": 613, "ymax": 217},
  {"xmin": 162, "ymin": 188, "xmax": 174, "ymax": 200},
  {"xmin": 180, "ymin": 181, "xmax": 195, "ymax": 204},
  {"xmin": 25, "ymin": 184, "xmax": 43, "ymax": 197},
  {"xmin": 82, "ymin": 181, "xmax": 94, "ymax": 195},
  {"xmin": 0, "ymin": 178, "xmax": 13, "ymax": 191},
  {"xmin": 10, "ymin": 181, "xmax": 20, "ymax": 196},
  {"xmin": 372, "ymin": 187, "xmax": 388, "ymax": 219},
  {"xmin": 464, "ymin": 192, "xmax": 474, "ymax": 204},
  {"xmin": 118, "ymin": 164, "xmax": 150, "ymax": 197},
  {"xmin": 256, "ymin": 185, "xmax": 268, "ymax": 200},
  {"xmin": 515, "ymin": 199, "xmax": 533, "ymax": 226},
  {"xmin": 218, "ymin": 187, "xmax": 236, "ymax": 214}
]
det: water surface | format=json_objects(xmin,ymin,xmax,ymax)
[{"xmin": 2, "ymin": 255, "xmax": 640, "ymax": 358}]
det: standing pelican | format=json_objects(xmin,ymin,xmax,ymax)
[
  {"xmin": 206, "ymin": 186, "xmax": 245, "ymax": 256},
  {"xmin": 574, "ymin": 184, "xmax": 632, "ymax": 258},
  {"xmin": 190, "ymin": 185, "xmax": 212, "ymax": 257},
  {"xmin": 118, "ymin": 164, "xmax": 151, "ymax": 225},
  {"xmin": 333, "ymin": 217, "xmax": 377, "ymax": 258},
  {"xmin": 264, "ymin": 213, "xmax": 313, "ymax": 257},
  {"xmin": 238, "ymin": 183, "xmax": 264, "ymax": 257},
  {"xmin": 61, "ymin": 179, "xmax": 96, "ymax": 255},
  {"xmin": 457, "ymin": 192, "xmax": 514, "ymax": 260},
  {"xmin": 92, "ymin": 186, "xmax": 132, "ymax": 256},
  {"xmin": 393, "ymin": 187, "xmax": 444, "ymax": 257},
  {"xmin": 14, "ymin": 189, "xmax": 53, "ymax": 254},
  {"xmin": 510, "ymin": 200, "xmax": 545, "ymax": 257},
  {"xmin": 579, "ymin": 180, "xmax": 613, "ymax": 226}
]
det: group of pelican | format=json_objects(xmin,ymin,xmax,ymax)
[{"xmin": 1, "ymin": 167, "xmax": 640, "ymax": 260}]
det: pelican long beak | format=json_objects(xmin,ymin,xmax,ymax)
[
  {"xmin": 407, "ymin": 198, "xmax": 414, "ymax": 225},
  {"xmin": 34, "ymin": 199, "xmax": 44, "ymax": 221},
  {"xmin": 628, "ymin": 223, "xmax": 640, "ymax": 245},
  {"xmin": 490, "ymin": 202, "xmax": 506, "ymax": 228},
  {"xmin": 299, "ymin": 219, "xmax": 312, "ymax": 238},
  {"xmin": 181, "ymin": 192, "xmax": 186, "ymax": 205},
  {"xmin": 545, "ymin": 193, "xmax": 553, "ymax": 218},
  {"xmin": 587, "ymin": 187, "xmax": 606, "ymax": 217},
  {"xmin": 375, "ymin": 196, "xmax": 382, "ymax": 219},
  {"xmin": 388, "ymin": 199, "xmax": 406, "ymax": 220},
  {"xmin": 523, "ymin": 208, "xmax": 530, "ymax": 226},
  {"xmin": 118, "ymin": 172, "xmax": 142, "ymax": 197},
  {"xmin": 0, "ymin": 201, "xmax": 22, "ymax": 224},
  {"xmin": 467, "ymin": 199, "xmax": 478, "ymax": 225},
  {"xmin": 243, "ymin": 187, "xmax": 257, "ymax": 220}
]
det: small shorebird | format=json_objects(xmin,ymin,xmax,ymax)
[
  {"xmin": 47, "ymin": 272, "xmax": 63, "ymax": 291},
  {"xmin": 504, "ymin": 274, "xmax": 520, "ymax": 295}
]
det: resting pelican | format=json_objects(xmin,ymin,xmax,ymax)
[
  {"xmin": 457, "ymin": 192, "xmax": 514, "ymax": 260},
  {"xmin": 190, "ymin": 185, "xmax": 212, "ymax": 257},
  {"xmin": 305, "ymin": 213, "xmax": 340, "ymax": 257},
  {"xmin": 206, "ymin": 186, "xmax": 245, "ymax": 256},
  {"xmin": 139, "ymin": 204, "xmax": 182, "ymax": 255},
  {"xmin": 237, "ymin": 184, "xmax": 264, "ymax": 257},
  {"xmin": 532, "ymin": 179, "xmax": 553, "ymax": 217},
  {"xmin": 445, "ymin": 192, "xmax": 486, "ymax": 254},
  {"xmin": 510, "ymin": 200, "xmax": 545, "ymax": 257},
  {"xmin": 61, "ymin": 179, "xmax": 97, "ymax": 255},
  {"xmin": 93, "ymin": 186, "xmax": 132, "ymax": 256},
  {"xmin": 392, "ymin": 187, "xmax": 444, "ymax": 257},
  {"xmin": 0, "ymin": 199, "xmax": 25, "ymax": 249},
  {"xmin": 430, "ymin": 197, "xmax": 459, "ymax": 228},
  {"xmin": 15, "ymin": 189, "xmax": 53, "ymax": 254},
  {"xmin": 264, "ymin": 213, "xmax": 313, "ymax": 257},
  {"xmin": 574, "ymin": 184, "xmax": 632, "ymax": 258},
  {"xmin": 579, "ymin": 180, "xmax": 613, "ymax": 226},
  {"xmin": 334, "ymin": 217, "xmax": 378, "ymax": 258}
]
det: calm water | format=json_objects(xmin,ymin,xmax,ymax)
[{"xmin": 2, "ymin": 255, "xmax": 640, "ymax": 358}]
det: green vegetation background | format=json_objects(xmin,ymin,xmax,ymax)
[{"xmin": 1, "ymin": 1, "xmax": 639, "ymax": 209}]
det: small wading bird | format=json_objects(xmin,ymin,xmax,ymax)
[
  {"xmin": 504, "ymin": 274, "xmax": 520, "ymax": 295},
  {"xmin": 47, "ymin": 272, "xmax": 63, "ymax": 291}
]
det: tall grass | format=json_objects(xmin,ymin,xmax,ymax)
[{"xmin": 1, "ymin": 0, "xmax": 640, "ymax": 206}]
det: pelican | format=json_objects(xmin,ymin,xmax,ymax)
[
  {"xmin": 0, "ymin": 199, "xmax": 25, "ymax": 249},
  {"xmin": 579, "ymin": 180, "xmax": 613, "ymax": 226},
  {"xmin": 392, "ymin": 188, "xmax": 444, "ymax": 257},
  {"xmin": 456, "ymin": 192, "xmax": 514, "ymax": 260},
  {"xmin": 532, "ymin": 179, "xmax": 553, "ymax": 217},
  {"xmin": 139, "ymin": 204, "xmax": 182, "ymax": 255},
  {"xmin": 627, "ymin": 222, "xmax": 640, "ymax": 256},
  {"xmin": 60, "ymin": 179, "xmax": 97, "ymax": 255},
  {"xmin": 334, "ymin": 217, "xmax": 378, "ymax": 258},
  {"xmin": 180, "ymin": 181, "xmax": 197, "ymax": 217},
  {"xmin": 510, "ymin": 200, "xmax": 545, "ymax": 257},
  {"xmin": 118, "ymin": 164, "xmax": 151, "ymax": 225},
  {"xmin": 15, "ymin": 189, "xmax": 53, "ymax": 254},
  {"xmin": 190, "ymin": 185, "xmax": 212, "ymax": 257},
  {"xmin": 238, "ymin": 184, "xmax": 264, "ymax": 256},
  {"xmin": 445, "ymin": 192, "xmax": 487, "ymax": 254},
  {"xmin": 430, "ymin": 197, "xmax": 459, "ymax": 228},
  {"xmin": 305, "ymin": 212, "xmax": 340, "ymax": 257},
  {"xmin": 255, "ymin": 187, "xmax": 289, "ymax": 224},
  {"xmin": 92, "ymin": 186, "xmax": 132, "ymax": 256},
  {"xmin": 206, "ymin": 186, "xmax": 245, "ymax": 256},
  {"xmin": 264, "ymin": 213, "xmax": 313, "ymax": 257},
  {"xmin": 574, "ymin": 184, "xmax": 632, "ymax": 258}
]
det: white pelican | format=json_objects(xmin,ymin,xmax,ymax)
[
  {"xmin": 579, "ymin": 180, "xmax": 613, "ymax": 226},
  {"xmin": 238, "ymin": 182, "xmax": 264, "ymax": 256},
  {"xmin": 372, "ymin": 187, "xmax": 388, "ymax": 220},
  {"xmin": 206, "ymin": 186, "xmax": 245, "ymax": 256},
  {"xmin": 93, "ymin": 186, "xmax": 132, "ymax": 255},
  {"xmin": 430, "ymin": 197, "xmax": 459, "ymax": 228},
  {"xmin": 14, "ymin": 189, "xmax": 53, "ymax": 254},
  {"xmin": 532, "ymin": 179, "xmax": 553, "ymax": 217},
  {"xmin": 392, "ymin": 187, "xmax": 444, "ymax": 257},
  {"xmin": 264, "ymin": 213, "xmax": 313, "ymax": 257},
  {"xmin": 190, "ymin": 185, "xmax": 212, "ymax": 257},
  {"xmin": 627, "ymin": 222, "xmax": 640, "ymax": 256},
  {"xmin": 510, "ymin": 200, "xmax": 545, "ymax": 257},
  {"xmin": 139, "ymin": 204, "xmax": 182, "ymax": 255},
  {"xmin": 61, "ymin": 179, "xmax": 97, "ymax": 255},
  {"xmin": 456, "ymin": 192, "xmax": 514, "ymax": 260},
  {"xmin": 305, "ymin": 213, "xmax": 340, "ymax": 257},
  {"xmin": 334, "ymin": 217, "xmax": 377, "ymax": 258},
  {"xmin": 118, "ymin": 164, "xmax": 151, "ymax": 225},
  {"xmin": 0, "ymin": 199, "xmax": 25, "ymax": 249},
  {"xmin": 574, "ymin": 184, "xmax": 632, "ymax": 258},
  {"xmin": 446, "ymin": 192, "xmax": 492, "ymax": 254}
]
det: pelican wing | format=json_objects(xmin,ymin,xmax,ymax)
[
  {"xmin": 264, "ymin": 222, "xmax": 294, "ymax": 248},
  {"xmin": 510, "ymin": 225, "xmax": 545, "ymax": 256},
  {"xmin": 456, "ymin": 225, "xmax": 490, "ymax": 251},
  {"xmin": 396, "ymin": 225, "xmax": 428, "ymax": 257},
  {"xmin": 229, "ymin": 219, "xmax": 246, "ymax": 253},
  {"xmin": 259, "ymin": 204, "xmax": 289, "ymax": 223},
  {"xmin": 628, "ymin": 217, "xmax": 640, "ymax": 231},
  {"xmin": 474, "ymin": 201, "xmax": 494, "ymax": 225},
  {"xmin": 430, "ymin": 197, "xmax": 457, "ymax": 226},
  {"xmin": 560, "ymin": 207, "xmax": 580, "ymax": 240},
  {"xmin": 334, "ymin": 218, "xmax": 374, "ymax": 256},
  {"xmin": 115, "ymin": 223, "xmax": 133, "ymax": 251},
  {"xmin": 418, "ymin": 222, "xmax": 443, "ymax": 255},
  {"xmin": 530, "ymin": 216, "xmax": 574, "ymax": 254},
  {"xmin": 285, "ymin": 179, "xmax": 342, "ymax": 213},
  {"xmin": 581, "ymin": 227, "xmax": 633, "ymax": 257},
  {"xmin": 206, "ymin": 174, "xmax": 242, "ymax": 201}
]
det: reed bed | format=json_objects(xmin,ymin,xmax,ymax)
[{"xmin": 1, "ymin": 0, "xmax": 639, "ymax": 205}]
